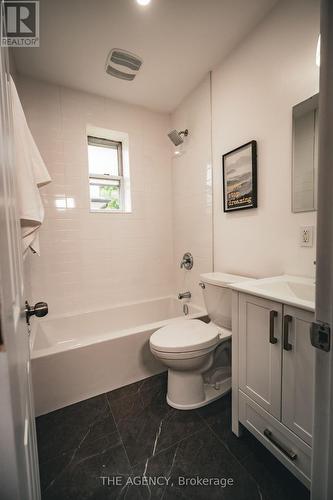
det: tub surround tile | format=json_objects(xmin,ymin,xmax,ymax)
[
  {"xmin": 37, "ymin": 373, "xmax": 310, "ymax": 500},
  {"xmin": 18, "ymin": 76, "xmax": 174, "ymax": 319},
  {"xmin": 172, "ymin": 74, "xmax": 214, "ymax": 311}
]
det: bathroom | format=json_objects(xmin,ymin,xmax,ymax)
[{"xmin": 0, "ymin": 0, "xmax": 332, "ymax": 499}]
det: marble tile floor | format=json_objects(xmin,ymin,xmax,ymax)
[{"xmin": 36, "ymin": 372, "xmax": 310, "ymax": 500}]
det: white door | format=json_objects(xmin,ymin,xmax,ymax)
[
  {"xmin": 311, "ymin": 1, "xmax": 333, "ymax": 498},
  {"xmin": 0, "ymin": 42, "xmax": 41, "ymax": 500},
  {"xmin": 282, "ymin": 306, "xmax": 315, "ymax": 447},
  {"xmin": 239, "ymin": 293, "xmax": 283, "ymax": 419}
]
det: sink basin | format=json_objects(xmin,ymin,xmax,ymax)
[
  {"xmin": 254, "ymin": 280, "xmax": 315, "ymax": 302},
  {"xmin": 230, "ymin": 275, "xmax": 315, "ymax": 311}
]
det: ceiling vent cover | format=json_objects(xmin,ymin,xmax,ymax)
[{"xmin": 106, "ymin": 49, "xmax": 143, "ymax": 81}]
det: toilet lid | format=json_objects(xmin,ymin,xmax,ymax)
[{"xmin": 150, "ymin": 319, "xmax": 221, "ymax": 353}]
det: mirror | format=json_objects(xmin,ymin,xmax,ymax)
[{"xmin": 292, "ymin": 93, "xmax": 319, "ymax": 213}]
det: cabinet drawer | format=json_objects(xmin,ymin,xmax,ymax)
[{"xmin": 239, "ymin": 390, "xmax": 311, "ymax": 488}]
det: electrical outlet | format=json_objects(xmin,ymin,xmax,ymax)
[{"xmin": 300, "ymin": 226, "xmax": 314, "ymax": 247}]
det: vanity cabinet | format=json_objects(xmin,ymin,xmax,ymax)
[
  {"xmin": 239, "ymin": 294, "xmax": 283, "ymax": 419},
  {"xmin": 234, "ymin": 292, "xmax": 315, "ymax": 488},
  {"xmin": 281, "ymin": 305, "xmax": 314, "ymax": 446}
]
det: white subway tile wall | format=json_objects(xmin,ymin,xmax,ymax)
[
  {"xmin": 17, "ymin": 76, "xmax": 175, "ymax": 317},
  {"xmin": 171, "ymin": 75, "xmax": 213, "ymax": 308}
]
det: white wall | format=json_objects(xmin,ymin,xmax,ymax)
[
  {"xmin": 17, "ymin": 76, "xmax": 174, "ymax": 317},
  {"xmin": 171, "ymin": 75, "xmax": 213, "ymax": 307},
  {"xmin": 212, "ymin": 0, "xmax": 320, "ymax": 279}
]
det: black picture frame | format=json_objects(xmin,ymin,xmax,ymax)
[{"xmin": 222, "ymin": 140, "xmax": 257, "ymax": 212}]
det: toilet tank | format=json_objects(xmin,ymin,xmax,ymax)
[{"xmin": 200, "ymin": 273, "xmax": 250, "ymax": 329}]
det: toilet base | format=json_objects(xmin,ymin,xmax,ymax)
[{"xmin": 166, "ymin": 376, "xmax": 231, "ymax": 410}]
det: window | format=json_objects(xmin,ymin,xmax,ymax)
[{"xmin": 88, "ymin": 136, "xmax": 124, "ymax": 211}]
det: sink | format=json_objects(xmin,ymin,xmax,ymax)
[
  {"xmin": 254, "ymin": 280, "xmax": 315, "ymax": 302},
  {"xmin": 230, "ymin": 275, "xmax": 315, "ymax": 311}
]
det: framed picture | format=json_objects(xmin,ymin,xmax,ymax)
[{"xmin": 222, "ymin": 140, "xmax": 257, "ymax": 212}]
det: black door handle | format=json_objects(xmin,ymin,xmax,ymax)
[
  {"xmin": 25, "ymin": 300, "xmax": 48, "ymax": 325},
  {"xmin": 283, "ymin": 315, "xmax": 293, "ymax": 351},
  {"xmin": 269, "ymin": 310, "xmax": 278, "ymax": 344}
]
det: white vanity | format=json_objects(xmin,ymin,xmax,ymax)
[{"xmin": 230, "ymin": 275, "xmax": 315, "ymax": 489}]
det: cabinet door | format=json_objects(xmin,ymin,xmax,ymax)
[
  {"xmin": 282, "ymin": 306, "xmax": 315, "ymax": 446},
  {"xmin": 239, "ymin": 294, "xmax": 283, "ymax": 419}
]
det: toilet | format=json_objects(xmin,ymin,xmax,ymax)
[{"xmin": 149, "ymin": 272, "xmax": 248, "ymax": 410}]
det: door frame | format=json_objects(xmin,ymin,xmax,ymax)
[
  {"xmin": 0, "ymin": 33, "xmax": 41, "ymax": 500},
  {"xmin": 311, "ymin": 1, "xmax": 333, "ymax": 499}
]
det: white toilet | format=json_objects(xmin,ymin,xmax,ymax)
[{"xmin": 149, "ymin": 272, "xmax": 248, "ymax": 410}]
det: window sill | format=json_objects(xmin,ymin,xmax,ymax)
[{"xmin": 89, "ymin": 209, "xmax": 133, "ymax": 214}]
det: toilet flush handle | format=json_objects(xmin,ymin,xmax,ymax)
[
  {"xmin": 218, "ymin": 331, "xmax": 231, "ymax": 341},
  {"xmin": 198, "ymin": 282, "xmax": 205, "ymax": 289}
]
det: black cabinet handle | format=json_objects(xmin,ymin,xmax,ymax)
[
  {"xmin": 283, "ymin": 315, "xmax": 293, "ymax": 351},
  {"xmin": 269, "ymin": 310, "xmax": 278, "ymax": 344},
  {"xmin": 264, "ymin": 429, "xmax": 297, "ymax": 461}
]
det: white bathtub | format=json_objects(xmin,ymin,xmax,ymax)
[{"xmin": 31, "ymin": 297, "xmax": 204, "ymax": 416}]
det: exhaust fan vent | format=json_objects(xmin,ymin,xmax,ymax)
[
  {"xmin": 106, "ymin": 66, "xmax": 136, "ymax": 81},
  {"xmin": 106, "ymin": 49, "xmax": 143, "ymax": 81}
]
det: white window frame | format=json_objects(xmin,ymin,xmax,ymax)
[{"xmin": 87, "ymin": 125, "xmax": 132, "ymax": 213}]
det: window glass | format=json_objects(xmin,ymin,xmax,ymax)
[
  {"xmin": 87, "ymin": 134, "xmax": 128, "ymax": 212},
  {"xmin": 88, "ymin": 144, "xmax": 119, "ymax": 176},
  {"xmin": 89, "ymin": 178, "xmax": 121, "ymax": 210}
]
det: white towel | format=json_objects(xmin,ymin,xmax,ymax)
[{"xmin": 10, "ymin": 76, "xmax": 51, "ymax": 255}]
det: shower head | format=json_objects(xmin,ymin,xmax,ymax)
[{"xmin": 167, "ymin": 129, "xmax": 188, "ymax": 146}]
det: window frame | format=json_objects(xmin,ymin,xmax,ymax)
[{"xmin": 87, "ymin": 135, "xmax": 124, "ymax": 212}]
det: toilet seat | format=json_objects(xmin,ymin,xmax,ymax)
[{"xmin": 150, "ymin": 319, "xmax": 231, "ymax": 354}]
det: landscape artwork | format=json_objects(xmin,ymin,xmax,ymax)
[{"xmin": 222, "ymin": 141, "xmax": 257, "ymax": 212}]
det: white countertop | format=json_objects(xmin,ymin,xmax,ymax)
[{"xmin": 230, "ymin": 275, "xmax": 315, "ymax": 312}]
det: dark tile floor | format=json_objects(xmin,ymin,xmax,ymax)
[{"xmin": 36, "ymin": 372, "xmax": 310, "ymax": 500}]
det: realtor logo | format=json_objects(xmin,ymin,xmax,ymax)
[{"xmin": 1, "ymin": 1, "xmax": 39, "ymax": 46}]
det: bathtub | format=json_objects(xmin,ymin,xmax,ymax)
[{"xmin": 31, "ymin": 297, "xmax": 204, "ymax": 416}]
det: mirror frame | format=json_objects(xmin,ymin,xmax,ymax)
[{"xmin": 291, "ymin": 93, "xmax": 319, "ymax": 213}]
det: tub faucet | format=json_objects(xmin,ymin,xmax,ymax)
[{"xmin": 178, "ymin": 291, "xmax": 191, "ymax": 300}]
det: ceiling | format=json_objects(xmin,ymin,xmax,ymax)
[{"xmin": 14, "ymin": 0, "xmax": 278, "ymax": 112}]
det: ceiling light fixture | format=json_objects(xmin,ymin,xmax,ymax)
[{"xmin": 137, "ymin": 0, "xmax": 151, "ymax": 6}]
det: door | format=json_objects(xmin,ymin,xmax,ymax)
[
  {"xmin": 282, "ymin": 306, "xmax": 315, "ymax": 447},
  {"xmin": 239, "ymin": 293, "xmax": 283, "ymax": 419},
  {"xmin": 0, "ymin": 42, "xmax": 41, "ymax": 500},
  {"xmin": 311, "ymin": 1, "xmax": 333, "ymax": 498}
]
